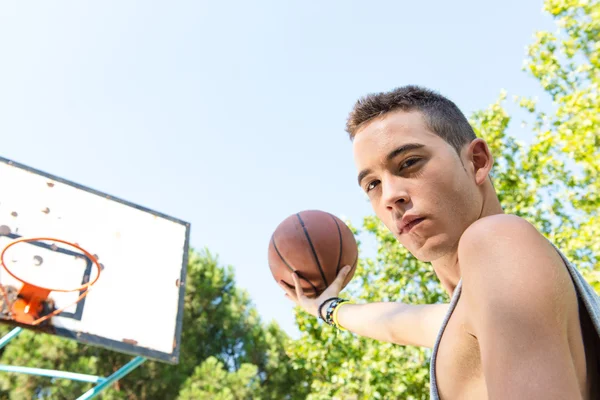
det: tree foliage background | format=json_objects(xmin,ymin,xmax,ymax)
[{"xmin": 0, "ymin": 0, "xmax": 597, "ymax": 398}]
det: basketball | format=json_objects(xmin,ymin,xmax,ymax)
[{"xmin": 268, "ymin": 210, "xmax": 358, "ymax": 298}]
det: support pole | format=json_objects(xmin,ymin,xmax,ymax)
[
  {"xmin": 76, "ymin": 356, "xmax": 146, "ymax": 400},
  {"xmin": 0, "ymin": 328, "xmax": 146, "ymax": 399},
  {"xmin": 0, "ymin": 364, "xmax": 104, "ymax": 383},
  {"xmin": 0, "ymin": 327, "xmax": 22, "ymax": 350}
]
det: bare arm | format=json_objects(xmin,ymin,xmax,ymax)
[
  {"xmin": 335, "ymin": 301, "xmax": 448, "ymax": 348},
  {"xmin": 280, "ymin": 265, "xmax": 448, "ymax": 349}
]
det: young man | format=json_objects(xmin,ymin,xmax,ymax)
[{"xmin": 280, "ymin": 86, "xmax": 600, "ymax": 399}]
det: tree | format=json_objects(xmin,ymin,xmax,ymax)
[
  {"xmin": 288, "ymin": 1, "xmax": 600, "ymax": 398},
  {"xmin": 0, "ymin": 249, "xmax": 310, "ymax": 399},
  {"xmin": 519, "ymin": 0, "xmax": 600, "ymax": 289},
  {"xmin": 177, "ymin": 357, "xmax": 259, "ymax": 400}
]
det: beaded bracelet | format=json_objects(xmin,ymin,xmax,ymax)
[
  {"xmin": 318, "ymin": 297, "xmax": 352, "ymax": 329},
  {"xmin": 325, "ymin": 298, "xmax": 349, "ymax": 327},
  {"xmin": 318, "ymin": 297, "xmax": 343, "ymax": 326},
  {"xmin": 318, "ymin": 297, "xmax": 339, "ymax": 324},
  {"xmin": 318, "ymin": 297, "xmax": 337, "ymax": 322}
]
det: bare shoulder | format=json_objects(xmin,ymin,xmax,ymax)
[
  {"xmin": 457, "ymin": 214, "xmax": 576, "ymax": 333},
  {"xmin": 459, "ymin": 213, "xmax": 545, "ymax": 253},
  {"xmin": 458, "ymin": 214, "xmax": 564, "ymax": 280},
  {"xmin": 454, "ymin": 216, "xmax": 584, "ymax": 397}
]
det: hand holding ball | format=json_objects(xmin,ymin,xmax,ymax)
[{"xmin": 268, "ymin": 210, "xmax": 358, "ymax": 299}]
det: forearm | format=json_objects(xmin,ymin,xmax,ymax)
[
  {"xmin": 334, "ymin": 302, "xmax": 449, "ymax": 348},
  {"xmin": 281, "ymin": 268, "xmax": 448, "ymax": 348}
]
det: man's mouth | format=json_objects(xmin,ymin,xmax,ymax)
[{"xmin": 400, "ymin": 218, "xmax": 425, "ymax": 234}]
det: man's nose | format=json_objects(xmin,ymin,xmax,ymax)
[{"xmin": 381, "ymin": 176, "xmax": 410, "ymax": 212}]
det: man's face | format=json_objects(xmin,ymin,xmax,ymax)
[{"xmin": 353, "ymin": 110, "xmax": 482, "ymax": 262}]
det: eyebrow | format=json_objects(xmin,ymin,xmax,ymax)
[{"xmin": 357, "ymin": 143, "xmax": 426, "ymax": 186}]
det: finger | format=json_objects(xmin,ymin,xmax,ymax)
[
  {"xmin": 332, "ymin": 265, "xmax": 352, "ymax": 290},
  {"xmin": 278, "ymin": 281, "xmax": 297, "ymax": 300},
  {"xmin": 291, "ymin": 273, "xmax": 306, "ymax": 300}
]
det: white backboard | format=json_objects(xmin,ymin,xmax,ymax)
[{"xmin": 0, "ymin": 157, "xmax": 190, "ymax": 364}]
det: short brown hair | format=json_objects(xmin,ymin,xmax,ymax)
[{"xmin": 346, "ymin": 85, "xmax": 477, "ymax": 153}]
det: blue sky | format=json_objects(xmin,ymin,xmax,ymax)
[{"xmin": 0, "ymin": 1, "xmax": 555, "ymax": 338}]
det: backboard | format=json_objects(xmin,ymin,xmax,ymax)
[{"xmin": 0, "ymin": 156, "xmax": 190, "ymax": 364}]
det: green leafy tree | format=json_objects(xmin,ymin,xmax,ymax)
[
  {"xmin": 0, "ymin": 249, "xmax": 310, "ymax": 399},
  {"xmin": 178, "ymin": 357, "xmax": 259, "ymax": 400},
  {"xmin": 519, "ymin": 0, "xmax": 600, "ymax": 288},
  {"xmin": 289, "ymin": 1, "xmax": 600, "ymax": 398}
]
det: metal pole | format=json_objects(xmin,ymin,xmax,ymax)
[
  {"xmin": 0, "ymin": 328, "xmax": 146, "ymax": 399},
  {"xmin": 76, "ymin": 356, "xmax": 146, "ymax": 400},
  {"xmin": 0, "ymin": 364, "xmax": 105, "ymax": 383},
  {"xmin": 0, "ymin": 327, "xmax": 22, "ymax": 350}
]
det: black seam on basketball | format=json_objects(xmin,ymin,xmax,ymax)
[
  {"xmin": 330, "ymin": 214, "xmax": 343, "ymax": 274},
  {"xmin": 294, "ymin": 270, "xmax": 319, "ymax": 295},
  {"xmin": 271, "ymin": 236, "xmax": 294, "ymax": 273},
  {"xmin": 296, "ymin": 212, "xmax": 329, "ymax": 287},
  {"xmin": 272, "ymin": 235, "xmax": 319, "ymax": 295}
]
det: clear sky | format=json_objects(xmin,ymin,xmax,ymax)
[{"xmin": 0, "ymin": 1, "xmax": 555, "ymax": 337}]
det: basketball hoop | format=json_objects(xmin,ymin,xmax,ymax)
[{"xmin": 0, "ymin": 237, "xmax": 102, "ymax": 326}]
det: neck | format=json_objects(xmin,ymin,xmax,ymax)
[{"xmin": 431, "ymin": 187, "xmax": 504, "ymax": 297}]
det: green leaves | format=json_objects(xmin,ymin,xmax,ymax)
[
  {"xmin": 524, "ymin": 0, "xmax": 600, "ymax": 287},
  {"xmin": 178, "ymin": 357, "xmax": 259, "ymax": 400}
]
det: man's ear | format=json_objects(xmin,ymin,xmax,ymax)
[{"xmin": 467, "ymin": 139, "xmax": 494, "ymax": 186}]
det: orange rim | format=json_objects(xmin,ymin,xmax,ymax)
[{"xmin": 0, "ymin": 237, "xmax": 102, "ymax": 326}]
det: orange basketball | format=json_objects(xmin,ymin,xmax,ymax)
[{"xmin": 268, "ymin": 210, "xmax": 358, "ymax": 298}]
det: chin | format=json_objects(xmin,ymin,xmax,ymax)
[
  {"xmin": 393, "ymin": 239, "xmax": 432, "ymax": 262},
  {"xmin": 402, "ymin": 236, "xmax": 450, "ymax": 263}
]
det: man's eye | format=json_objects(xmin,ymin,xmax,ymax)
[
  {"xmin": 366, "ymin": 180, "xmax": 380, "ymax": 192},
  {"xmin": 400, "ymin": 158, "xmax": 420, "ymax": 170}
]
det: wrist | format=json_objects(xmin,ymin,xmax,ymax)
[
  {"xmin": 320, "ymin": 299, "xmax": 335, "ymax": 318},
  {"xmin": 319, "ymin": 297, "xmax": 351, "ymax": 329},
  {"xmin": 317, "ymin": 297, "xmax": 338, "ymax": 320}
]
